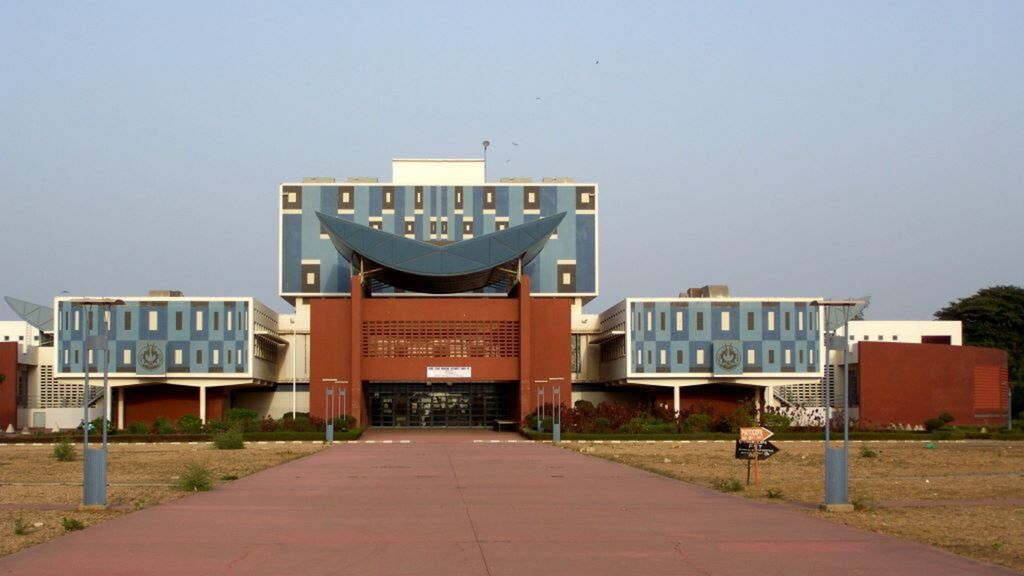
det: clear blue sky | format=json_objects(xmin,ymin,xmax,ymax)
[{"xmin": 2, "ymin": 1, "xmax": 1021, "ymax": 320}]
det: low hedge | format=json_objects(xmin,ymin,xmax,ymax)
[
  {"xmin": 518, "ymin": 428, "xmax": 1024, "ymax": 442},
  {"xmin": 0, "ymin": 428, "xmax": 363, "ymax": 444}
]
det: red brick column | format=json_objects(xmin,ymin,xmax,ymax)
[
  {"xmin": 350, "ymin": 275, "xmax": 365, "ymax": 427},
  {"xmin": 518, "ymin": 275, "xmax": 532, "ymax": 422}
]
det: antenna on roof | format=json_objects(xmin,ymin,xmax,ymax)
[{"xmin": 482, "ymin": 140, "xmax": 490, "ymax": 181}]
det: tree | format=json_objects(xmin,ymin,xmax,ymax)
[{"xmin": 936, "ymin": 286, "xmax": 1024, "ymax": 416}]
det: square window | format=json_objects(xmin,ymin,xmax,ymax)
[{"xmin": 892, "ymin": 335, "xmax": 898, "ymax": 341}]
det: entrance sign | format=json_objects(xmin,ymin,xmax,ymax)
[
  {"xmin": 735, "ymin": 440, "xmax": 780, "ymax": 460},
  {"xmin": 427, "ymin": 366, "xmax": 472, "ymax": 379},
  {"xmin": 739, "ymin": 427, "xmax": 773, "ymax": 443}
]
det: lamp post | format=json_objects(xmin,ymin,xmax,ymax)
[
  {"xmin": 74, "ymin": 298, "xmax": 124, "ymax": 508},
  {"xmin": 535, "ymin": 380, "xmax": 546, "ymax": 433},
  {"xmin": 549, "ymin": 377, "xmax": 564, "ymax": 444},
  {"xmin": 323, "ymin": 377, "xmax": 346, "ymax": 442},
  {"xmin": 811, "ymin": 299, "xmax": 860, "ymax": 511},
  {"xmin": 290, "ymin": 317, "xmax": 297, "ymax": 418}
]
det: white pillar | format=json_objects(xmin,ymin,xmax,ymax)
[
  {"xmin": 673, "ymin": 386, "xmax": 681, "ymax": 417},
  {"xmin": 117, "ymin": 388, "xmax": 125, "ymax": 430},
  {"xmin": 199, "ymin": 385, "xmax": 207, "ymax": 424},
  {"xmin": 105, "ymin": 386, "xmax": 112, "ymax": 423}
]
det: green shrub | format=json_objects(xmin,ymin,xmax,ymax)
[
  {"xmin": 763, "ymin": 412, "xmax": 791, "ymax": 432},
  {"xmin": 938, "ymin": 412, "xmax": 955, "ymax": 424},
  {"xmin": 89, "ymin": 417, "xmax": 114, "ymax": 435},
  {"xmin": 860, "ymin": 446, "xmax": 878, "ymax": 458},
  {"xmin": 213, "ymin": 428, "xmax": 245, "ymax": 450},
  {"xmin": 711, "ymin": 478, "xmax": 744, "ymax": 493},
  {"xmin": 331, "ymin": 415, "xmax": 357, "ymax": 431},
  {"xmin": 593, "ymin": 417, "xmax": 612, "ymax": 433},
  {"xmin": 281, "ymin": 416, "xmax": 315, "ymax": 432},
  {"xmin": 13, "ymin": 517, "xmax": 28, "ymax": 535},
  {"xmin": 924, "ymin": 418, "xmax": 946, "ymax": 432},
  {"xmin": 683, "ymin": 413, "xmax": 713, "ymax": 433},
  {"xmin": 177, "ymin": 414, "xmax": 203, "ymax": 434},
  {"xmin": 152, "ymin": 417, "xmax": 176, "ymax": 435},
  {"xmin": 541, "ymin": 417, "xmax": 553, "ymax": 431},
  {"xmin": 126, "ymin": 421, "xmax": 150, "ymax": 435},
  {"xmin": 851, "ymin": 495, "xmax": 874, "ymax": 511},
  {"xmin": 178, "ymin": 462, "xmax": 213, "ymax": 492},
  {"xmin": 724, "ymin": 400, "xmax": 758, "ymax": 432},
  {"xmin": 227, "ymin": 408, "xmax": 259, "ymax": 421},
  {"xmin": 526, "ymin": 414, "xmax": 539, "ymax": 431},
  {"xmin": 766, "ymin": 488, "xmax": 783, "ymax": 499},
  {"xmin": 61, "ymin": 517, "xmax": 85, "ymax": 532},
  {"xmin": 282, "ymin": 411, "xmax": 309, "ymax": 420},
  {"xmin": 203, "ymin": 419, "xmax": 230, "ymax": 433},
  {"xmin": 52, "ymin": 437, "xmax": 76, "ymax": 462},
  {"xmin": 574, "ymin": 399, "xmax": 595, "ymax": 413}
]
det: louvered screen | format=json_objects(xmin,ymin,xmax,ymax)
[
  {"xmin": 973, "ymin": 366, "xmax": 1008, "ymax": 415},
  {"xmin": 362, "ymin": 321, "xmax": 519, "ymax": 358}
]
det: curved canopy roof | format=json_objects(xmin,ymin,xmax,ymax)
[
  {"xmin": 4, "ymin": 296, "xmax": 54, "ymax": 332},
  {"xmin": 316, "ymin": 211, "xmax": 566, "ymax": 294}
]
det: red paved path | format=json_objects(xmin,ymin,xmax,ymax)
[{"xmin": 0, "ymin": 432, "xmax": 1016, "ymax": 575}]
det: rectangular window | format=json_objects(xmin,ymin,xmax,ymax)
[
  {"xmin": 237, "ymin": 349, "xmax": 242, "ymax": 364},
  {"xmin": 799, "ymin": 350, "xmax": 804, "ymax": 363},
  {"xmin": 696, "ymin": 312, "xmax": 704, "ymax": 331},
  {"xmin": 676, "ymin": 350, "xmax": 684, "ymax": 364},
  {"xmin": 64, "ymin": 349, "xmax": 69, "ymax": 364},
  {"xmin": 720, "ymin": 311, "xmax": 730, "ymax": 331},
  {"xmin": 123, "ymin": 349, "xmax": 132, "ymax": 364},
  {"xmin": 768, "ymin": 349, "xmax": 775, "ymax": 364},
  {"xmin": 747, "ymin": 312, "xmax": 755, "ymax": 331},
  {"xmin": 213, "ymin": 312, "xmax": 220, "ymax": 331},
  {"xmin": 659, "ymin": 349, "xmax": 666, "ymax": 364},
  {"xmin": 637, "ymin": 349, "xmax": 643, "ymax": 366},
  {"xmin": 227, "ymin": 311, "xmax": 233, "ymax": 331},
  {"xmin": 647, "ymin": 350, "xmax": 652, "ymax": 364},
  {"xmin": 784, "ymin": 312, "xmax": 791, "ymax": 331},
  {"xmin": 696, "ymin": 349, "xmax": 705, "ymax": 365},
  {"xmin": 174, "ymin": 349, "xmax": 183, "ymax": 365},
  {"xmin": 212, "ymin": 349, "xmax": 220, "ymax": 364},
  {"xmin": 562, "ymin": 272, "xmax": 572, "ymax": 285},
  {"xmin": 767, "ymin": 311, "xmax": 775, "ymax": 331},
  {"xmin": 196, "ymin": 350, "xmax": 203, "ymax": 364},
  {"xmin": 175, "ymin": 311, "xmax": 183, "ymax": 331},
  {"xmin": 124, "ymin": 311, "xmax": 132, "ymax": 331},
  {"xmin": 747, "ymin": 349, "xmax": 756, "ymax": 364},
  {"xmin": 148, "ymin": 310, "xmax": 158, "ymax": 331},
  {"xmin": 74, "ymin": 350, "xmax": 79, "ymax": 364},
  {"xmin": 675, "ymin": 311, "xmax": 684, "ymax": 331},
  {"xmin": 798, "ymin": 311, "xmax": 804, "ymax": 330},
  {"xmin": 809, "ymin": 350, "xmax": 814, "ymax": 363},
  {"xmin": 660, "ymin": 312, "xmax": 665, "ymax": 331},
  {"xmin": 196, "ymin": 310, "xmax": 204, "ymax": 331},
  {"xmin": 87, "ymin": 311, "xmax": 94, "ymax": 331},
  {"xmin": 87, "ymin": 350, "xmax": 93, "ymax": 364},
  {"xmin": 784, "ymin": 349, "xmax": 792, "ymax": 364},
  {"xmin": 646, "ymin": 311, "xmax": 653, "ymax": 331},
  {"xmin": 74, "ymin": 310, "xmax": 80, "ymax": 330},
  {"xmin": 103, "ymin": 310, "xmax": 110, "ymax": 330}
]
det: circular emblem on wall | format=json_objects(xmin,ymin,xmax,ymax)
[
  {"xmin": 716, "ymin": 343, "xmax": 740, "ymax": 370},
  {"xmin": 139, "ymin": 343, "xmax": 163, "ymax": 370}
]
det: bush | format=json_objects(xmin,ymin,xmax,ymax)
[
  {"xmin": 61, "ymin": 517, "xmax": 85, "ymax": 532},
  {"xmin": 259, "ymin": 417, "xmax": 280, "ymax": 432},
  {"xmin": 331, "ymin": 415, "xmax": 357, "ymax": 431},
  {"xmin": 282, "ymin": 411, "xmax": 309, "ymax": 420},
  {"xmin": 574, "ymin": 400, "xmax": 595, "ymax": 414},
  {"xmin": 227, "ymin": 408, "xmax": 259, "ymax": 422},
  {"xmin": 281, "ymin": 416, "xmax": 316, "ymax": 432},
  {"xmin": 52, "ymin": 437, "xmax": 76, "ymax": 462},
  {"xmin": 89, "ymin": 417, "xmax": 114, "ymax": 435},
  {"xmin": 526, "ymin": 414, "xmax": 539, "ymax": 431},
  {"xmin": 177, "ymin": 415, "xmax": 203, "ymax": 434},
  {"xmin": 763, "ymin": 412, "xmax": 791, "ymax": 432},
  {"xmin": 924, "ymin": 418, "xmax": 946, "ymax": 432},
  {"xmin": 126, "ymin": 421, "xmax": 150, "ymax": 435},
  {"xmin": 683, "ymin": 413, "xmax": 713, "ymax": 433},
  {"xmin": 593, "ymin": 417, "xmax": 612, "ymax": 433},
  {"xmin": 13, "ymin": 517, "xmax": 28, "ymax": 535},
  {"xmin": 860, "ymin": 446, "xmax": 878, "ymax": 458},
  {"xmin": 766, "ymin": 488, "xmax": 783, "ymax": 499},
  {"xmin": 711, "ymin": 478, "xmax": 744, "ymax": 492},
  {"xmin": 723, "ymin": 399, "xmax": 758, "ymax": 432},
  {"xmin": 938, "ymin": 412, "xmax": 955, "ymax": 424},
  {"xmin": 203, "ymin": 419, "xmax": 231, "ymax": 433},
  {"xmin": 152, "ymin": 417, "xmax": 176, "ymax": 435},
  {"xmin": 213, "ymin": 428, "xmax": 245, "ymax": 450},
  {"xmin": 541, "ymin": 417, "xmax": 553, "ymax": 431},
  {"xmin": 178, "ymin": 462, "xmax": 213, "ymax": 492}
]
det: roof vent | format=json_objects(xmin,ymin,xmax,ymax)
[
  {"xmin": 302, "ymin": 177, "xmax": 336, "ymax": 183},
  {"xmin": 542, "ymin": 177, "xmax": 575, "ymax": 183},
  {"xmin": 346, "ymin": 177, "xmax": 379, "ymax": 183},
  {"xmin": 701, "ymin": 285, "xmax": 730, "ymax": 298},
  {"xmin": 148, "ymin": 290, "xmax": 184, "ymax": 297},
  {"xmin": 500, "ymin": 177, "xmax": 533, "ymax": 183}
]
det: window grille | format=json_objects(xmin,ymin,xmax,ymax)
[{"xmin": 362, "ymin": 321, "xmax": 519, "ymax": 358}]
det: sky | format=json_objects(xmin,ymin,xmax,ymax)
[{"xmin": 1, "ymin": 1, "xmax": 1022, "ymax": 322}]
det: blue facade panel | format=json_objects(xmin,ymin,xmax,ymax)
[
  {"xmin": 280, "ymin": 183, "xmax": 598, "ymax": 296},
  {"xmin": 56, "ymin": 300, "xmax": 250, "ymax": 376},
  {"xmin": 629, "ymin": 300, "xmax": 820, "ymax": 376}
]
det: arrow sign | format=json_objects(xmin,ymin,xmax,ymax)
[
  {"xmin": 739, "ymin": 427, "xmax": 774, "ymax": 443},
  {"xmin": 735, "ymin": 440, "xmax": 780, "ymax": 460}
]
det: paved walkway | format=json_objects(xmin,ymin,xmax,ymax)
[{"xmin": 0, "ymin": 433, "xmax": 1016, "ymax": 575}]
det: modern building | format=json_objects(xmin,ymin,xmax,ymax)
[{"xmin": 0, "ymin": 158, "xmax": 1010, "ymax": 430}]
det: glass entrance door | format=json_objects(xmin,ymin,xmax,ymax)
[{"xmin": 369, "ymin": 383, "xmax": 510, "ymax": 427}]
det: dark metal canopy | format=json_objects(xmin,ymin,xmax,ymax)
[{"xmin": 316, "ymin": 211, "xmax": 566, "ymax": 294}]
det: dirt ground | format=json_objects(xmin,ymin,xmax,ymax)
[
  {"xmin": 567, "ymin": 439, "xmax": 1024, "ymax": 573},
  {"xmin": 0, "ymin": 442, "xmax": 323, "ymax": 557}
]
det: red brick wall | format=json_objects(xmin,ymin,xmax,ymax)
[
  {"xmin": 858, "ymin": 342, "xmax": 1009, "ymax": 428},
  {"xmin": 309, "ymin": 275, "xmax": 573, "ymax": 426},
  {"xmin": 0, "ymin": 342, "xmax": 17, "ymax": 430}
]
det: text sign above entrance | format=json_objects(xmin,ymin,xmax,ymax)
[{"xmin": 426, "ymin": 366, "xmax": 472, "ymax": 379}]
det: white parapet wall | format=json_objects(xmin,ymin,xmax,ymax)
[{"xmin": 17, "ymin": 407, "xmax": 103, "ymax": 430}]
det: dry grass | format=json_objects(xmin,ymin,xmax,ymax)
[
  {"xmin": 568, "ymin": 440, "xmax": 1024, "ymax": 572},
  {"xmin": 0, "ymin": 442, "xmax": 323, "ymax": 557}
]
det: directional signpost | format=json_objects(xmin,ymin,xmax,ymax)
[{"xmin": 736, "ymin": 427, "xmax": 779, "ymax": 487}]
